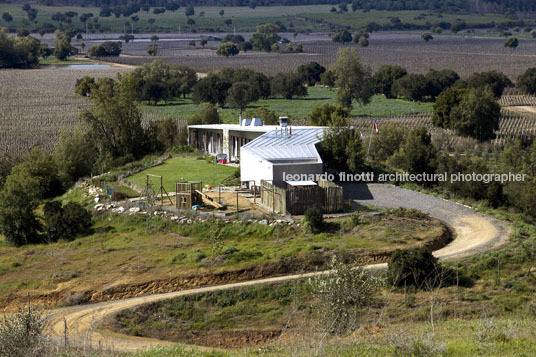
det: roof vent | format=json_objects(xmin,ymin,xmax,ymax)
[
  {"xmin": 242, "ymin": 118, "xmax": 252, "ymax": 126},
  {"xmin": 252, "ymin": 117, "xmax": 263, "ymax": 126},
  {"xmin": 279, "ymin": 116, "xmax": 288, "ymax": 127}
]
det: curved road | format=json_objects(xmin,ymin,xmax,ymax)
[{"xmin": 43, "ymin": 184, "xmax": 511, "ymax": 353}]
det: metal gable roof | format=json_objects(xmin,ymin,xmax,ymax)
[{"xmin": 241, "ymin": 127, "xmax": 325, "ymax": 162}]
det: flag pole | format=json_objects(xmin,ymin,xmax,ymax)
[{"xmin": 366, "ymin": 120, "xmax": 374, "ymax": 158}]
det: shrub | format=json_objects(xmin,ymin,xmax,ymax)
[
  {"xmin": 387, "ymin": 248, "xmax": 439, "ymax": 288},
  {"xmin": 0, "ymin": 306, "xmax": 48, "ymax": 357},
  {"xmin": 304, "ymin": 206, "xmax": 324, "ymax": 233},
  {"xmin": 110, "ymin": 191, "xmax": 127, "ymax": 201},
  {"xmin": 309, "ymin": 258, "xmax": 382, "ymax": 334},
  {"xmin": 44, "ymin": 201, "xmax": 92, "ymax": 242}
]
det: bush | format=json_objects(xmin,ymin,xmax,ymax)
[
  {"xmin": 0, "ymin": 306, "xmax": 48, "ymax": 357},
  {"xmin": 387, "ymin": 248, "xmax": 439, "ymax": 288},
  {"xmin": 309, "ymin": 258, "xmax": 382, "ymax": 334},
  {"xmin": 44, "ymin": 201, "xmax": 92, "ymax": 242},
  {"xmin": 304, "ymin": 206, "xmax": 324, "ymax": 233},
  {"xmin": 110, "ymin": 191, "xmax": 127, "ymax": 201}
]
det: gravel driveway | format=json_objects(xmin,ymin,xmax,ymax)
[{"xmin": 343, "ymin": 183, "xmax": 511, "ymax": 260}]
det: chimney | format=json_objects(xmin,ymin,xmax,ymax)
[
  {"xmin": 239, "ymin": 113, "xmax": 242, "ymax": 126},
  {"xmin": 279, "ymin": 116, "xmax": 288, "ymax": 128}
]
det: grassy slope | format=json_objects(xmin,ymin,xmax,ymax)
[
  {"xmin": 302, "ymin": 10, "xmax": 521, "ymax": 31},
  {"xmin": 0, "ymin": 4, "xmax": 330, "ymax": 33},
  {"xmin": 127, "ymin": 156, "xmax": 238, "ymax": 191},
  {"xmin": 0, "ymin": 209, "xmax": 443, "ymax": 307},
  {"xmin": 142, "ymin": 86, "xmax": 434, "ymax": 124}
]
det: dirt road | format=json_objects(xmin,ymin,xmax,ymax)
[{"xmin": 43, "ymin": 184, "xmax": 511, "ymax": 352}]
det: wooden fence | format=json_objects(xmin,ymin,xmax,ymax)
[{"xmin": 261, "ymin": 179, "xmax": 343, "ymax": 215}]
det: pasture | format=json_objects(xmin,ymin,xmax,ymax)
[
  {"xmin": 0, "ymin": 4, "xmax": 331, "ymax": 33},
  {"xmin": 302, "ymin": 9, "xmax": 520, "ymax": 31},
  {"xmin": 142, "ymin": 86, "xmax": 434, "ymax": 124}
]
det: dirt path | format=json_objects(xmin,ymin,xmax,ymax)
[
  {"xmin": 504, "ymin": 106, "xmax": 536, "ymax": 115},
  {"xmin": 43, "ymin": 184, "xmax": 511, "ymax": 352}
]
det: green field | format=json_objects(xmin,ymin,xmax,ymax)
[
  {"xmin": 127, "ymin": 156, "xmax": 238, "ymax": 191},
  {"xmin": 0, "ymin": 4, "xmax": 331, "ymax": 33},
  {"xmin": 302, "ymin": 10, "xmax": 522, "ymax": 31},
  {"xmin": 142, "ymin": 86, "xmax": 434, "ymax": 124}
]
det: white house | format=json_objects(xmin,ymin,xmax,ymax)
[{"xmin": 240, "ymin": 126, "xmax": 326, "ymax": 187}]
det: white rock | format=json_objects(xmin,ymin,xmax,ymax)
[
  {"xmin": 129, "ymin": 207, "xmax": 141, "ymax": 213},
  {"xmin": 94, "ymin": 197, "xmax": 100, "ymax": 203},
  {"xmin": 258, "ymin": 219, "xmax": 268, "ymax": 225},
  {"xmin": 117, "ymin": 207, "xmax": 125, "ymax": 213}
]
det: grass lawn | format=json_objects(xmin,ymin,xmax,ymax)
[
  {"xmin": 142, "ymin": 86, "xmax": 434, "ymax": 124},
  {"xmin": 127, "ymin": 156, "xmax": 238, "ymax": 192}
]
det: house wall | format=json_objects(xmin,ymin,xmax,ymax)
[
  {"xmin": 240, "ymin": 150, "xmax": 274, "ymax": 187},
  {"xmin": 272, "ymin": 162, "xmax": 323, "ymax": 187},
  {"xmin": 189, "ymin": 127, "xmax": 265, "ymax": 162}
]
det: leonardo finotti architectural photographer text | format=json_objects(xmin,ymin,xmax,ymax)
[{"xmin": 283, "ymin": 172, "xmax": 526, "ymax": 184}]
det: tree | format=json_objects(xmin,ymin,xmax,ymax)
[
  {"xmin": 219, "ymin": 9, "xmax": 224, "ymax": 16},
  {"xmin": 227, "ymin": 82, "xmax": 256, "ymax": 112},
  {"xmin": 321, "ymin": 114, "xmax": 364, "ymax": 173},
  {"xmin": 295, "ymin": 43, "xmax": 303, "ymax": 52},
  {"xmin": 450, "ymin": 88, "xmax": 500, "ymax": 141},
  {"xmin": 504, "ymin": 37, "xmax": 519, "ymax": 49},
  {"xmin": 88, "ymin": 41, "xmax": 122, "ymax": 56},
  {"xmin": 432, "ymin": 88, "xmax": 465, "ymax": 128},
  {"xmin": 54, "ymin": 125, "xmax": 97, "ymax": 186},
  {"xmin": 368, "ymin": 123, "xmax": 407, "ymax": 163},
  {"xmin": 0, "ymin": 170, "xmax": 41, "ymax": 246},
  {"xmin": 27, "ymin": 8, "xmax": 38, "ymax": 22},
  {"xmin": 244, "ymin": 106, "xmax": 279, "ymax": 125},
  {"xmin": 332, "ymin": 29, "xmax": 352, "ymax": 43},
  {"xmin": 190, "ymin": 103, "xmax": 220, "ymax": 125},
  {"xmin": 270, "ymin": 72, "xmax": 307, "ymax": 99},
  {"xmin": 457, "ymin": 70, "xmax": 513, "ymax": 98},
  {"xmin": 185, "ymin": 5, "xmax": 195, "ymax": 17},
  {"xmin": 75, "ymin": 76, "xmax": 96, "ymax": 96},
  {"xmin": 2, "ymin": 12, "xmax": 13, "ymax": 23},
  {"xmin": 421, "ymin": 33, "xmax": 433, "ymax": 42},
  {"xmin": 192, "ymin": 73, "xmax": 232, "ymax": 107},
  {"xmin": 357, "ymin": 37, "xmax": 369, "ymax": 47},
  {"xmin": 150, "ymin": 35, "xmax": 159, "ymax": 43},
  {"xmin": 216, "ymin": 42, "xmax": 239, "ymax": 57},
  {"xmin": 517, "ymin": 67, "xmax": 536, "ymax": 95},
  {"xmin": 338, "ymin": 2, "xmax": 348, "ymax": 12},
  {"xmin": 307, "ymin": 103, "xmax": 349, "ymax": 126},
  {"xmin": 372, "ymin": 64, "xmax": 407, "ymax": 98},
  {"xmin": 54, "ymin": 30, "xmax": 71, "ymax": 61},
  {"xmin": 200, "ymin": 37, "xmax": 207, "ymax": 47},
  {"xmin": 22, "ymin": 3, "xmax": 31, "ymax": 12},
  {"xmin": 169, "ymin": 64, "xmax": 198, "ymax": 99},
  {"xmin": 388, "ymin": 248, "xmax": 439, "ymax": 287},
  {"xmin": 43, "ymin": 201, "xmax": 92, "ymax": 242},
  {"xmin": 232, "ymin": 68, "xmax": 271, "ymax": 99},
  {"xmin": 297, "ymin": 62, "xmax": 326, "ymax": 86},
  {"xmin": 392, "ymin": 73, "xmax": 428, "ymax": 101},
  {"xmin": 0, "ymin": 30, "xmax": 40, "ymax": 69},
  {"xmin": 320, "ymin": 70, "xmax": 336, "ymax": 89},
  {"xmin": 389, "ymin": 126, "xmax": 437, "ymax": 175},
  {"xmin": 224, "ymin": 18, "xmax": 232, "ymax": 26},
  {"xmin": 82, "ymin": 75, "xmax": 150, "ymax": 166},
  {"xmin": 187, "ymin": 18, "xmax": 195, "ymax": 26},
  {"xmin": 147, "ymin": 44, "xmax": 158, "ymax": 56},
  {"xmin": 250, "ymin": 23, "xmax": 281, "ymax": 52},
  {"xmin": 425, "ymin": 68, "xmax": 460, "ymax": 99},
  {"xmin": 331, "ymin": 48, "xmax": 373, "ymax": 108}
]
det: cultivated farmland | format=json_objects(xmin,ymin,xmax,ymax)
[
  {"xmin": 96, "ymin": 33, "xmax": 536, "ymax": 79},
  {"xmin": 0, "ymin": 68, "xmax": 128, "ymax": 157}
]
